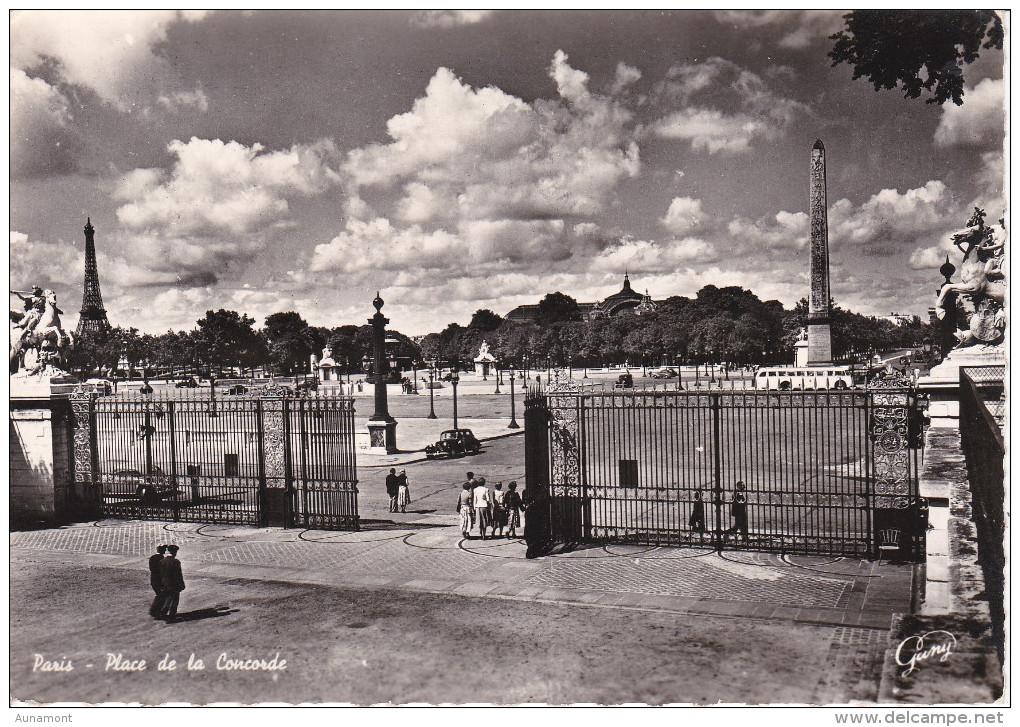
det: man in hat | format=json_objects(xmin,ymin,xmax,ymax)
[
  {"xmin": 385, "ymin": 468, "xmax": 399, "ymax": 512},
  {"xmin": 148, "ymin": 545, "xmax": 167, "ymax": 618},
  {"xmin": 159, "ymin": 544, "xmax": 186, "ymax": 623}
]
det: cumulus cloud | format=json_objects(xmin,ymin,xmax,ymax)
[
  {"xmin": 610, "ymin": 62, "xmax": 642, "ymax": 94},
  {"xmin": 728, "ymin": 210, "xmax": 809, "ymax": 250},
  {"xmin": 10, "ymin": 231, "xmax": 82, "ymax": 289},
  {"xmin": 934, "ymin": 78, "xmax": 1005, "ymax": 149},
  {"xmin": 156, "ymin": 89, "xmax": 210, "ymax": 113},
  {"xmin": 713, "ymin": 10, "xmax": 843, "ymax": 50},
  {"xmin": 114, "ymin": 137, "xmax": 341, "ymax": 281},
  {"xmin": 661, "ymin": 197, "xmax": 706, "ymax": 235},
  {"xmin": 409, "ymin": 10, "xmax": 494, "ymax": 28},
  {"xmin": 593, "ymin": 237, "xmax": 717, "ymax": 273},
  {"xmin": 320, "ymin": 52, "xmax": 641, "ymax": 280},
  {"xmin": 9, "ymin": 68, "xmax": 79, "ymax": 177},
  {"xmin": 651, "ymin": 57, "xmax": 809, "ymax": 153},
  {"xmin": 11, "ymin": 10, "xmax": 210, "ymax": 110}
]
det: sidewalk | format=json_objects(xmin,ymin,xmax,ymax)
[{"xmin": 11, "ymin": 517, "xmax": 915, "ymax": 630}]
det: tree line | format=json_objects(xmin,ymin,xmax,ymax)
[
  {"xmin": 419, "ymin": 286, "xmax": 929, "ymax": 369},
  {"xmin": 63, "ymin": 285, "xmax": 929, "ymax": 380}
]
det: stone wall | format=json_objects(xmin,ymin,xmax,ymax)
[
  {"xmin": 877, "ymin": 425, "xmax": 1003, "ymax": 703},
  {"xmin": 10, "ymin": 397, "xmax": 74, "ymax": 524}
]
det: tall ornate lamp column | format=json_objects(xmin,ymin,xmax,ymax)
[{"xmin": 367, "ymin": 293, "xmax": 398, "ymax": 453}]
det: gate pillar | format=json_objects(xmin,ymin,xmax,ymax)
[
  {"xmin": 523, "ymin": 388, "xmax": 551, "ymax": 558},
  {"xmin": 257, "ymin": 385, "xmax": 292, "ymax": 527},
  {"xmin": 69, "ymin": 384, "xmax": 101, "ymax": 518},
  {"xmin": 868, "ymin": 370, "xmax": 923, "ymax": 560}
]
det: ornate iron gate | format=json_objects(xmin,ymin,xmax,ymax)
[
  {"xmin": 71, "ymin": 385, "xmax": 359, "ymax": 529},
  {"xmin": 523, "ymin": 377, "xmax": 924, "ymax": 559}
]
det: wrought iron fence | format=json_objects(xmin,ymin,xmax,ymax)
[
  {"xmin": 525, "ymin": 381, "xmax": 924, "ymax": 559},
  {"xmin": 71, "ymin": 386, "xmax": 358, "ymax": 529},
  {"xmin": 959, "ymin": 367, "xmax": 1005, "ymax": 658}
]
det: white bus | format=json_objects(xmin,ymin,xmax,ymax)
[{"xmin": 754, "ymin": 366, "xmax": 854, "ymax": 391}]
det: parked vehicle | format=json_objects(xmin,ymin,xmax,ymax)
[
  {"xmin": 296, "ymin": 379, "xmax": 318, "ymax": 393},
  {"xmin": 650, "ymin": 367, "xmax": 678, "ymax": 379},
  {"xmin": 85, "ymin": 378, "xmax": 113, "ymax": 395},
  {"xmin": 176, "ymin": 377, "xmax": 199, "ymax": 388},
  {"xmin": 754, "ymin": 367, "xmax": 853, "ymax": 391},
  {"xmin": 105, "ymin": 468, "xmax": 177, "ymax": 504},
  {"xmin": 614, "ymin": 373, "xmax": 634, "ymax": 389},
  {"xmin": 424, "ymin": 429, "xmax": 482, "ymax": 459},
  {"xmin": 224, "ymin": 384, "xmax": 248, "ymax": 396}
]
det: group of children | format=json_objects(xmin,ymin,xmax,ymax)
[{"xmin": 456, "ymin": 471, "xmax": 523, "ymax": 540}]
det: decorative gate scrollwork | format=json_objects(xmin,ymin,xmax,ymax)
[{"xmin": 70, "ymin": 383, "xmax": 99, "ymax": 513}]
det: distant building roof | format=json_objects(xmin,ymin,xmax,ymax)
[{"xmin": 505, "ymin": 274, "xmax": 657, "ymax": 322}]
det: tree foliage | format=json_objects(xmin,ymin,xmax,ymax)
[{"xmin": 829, "ymin": 10, "xmax": 1003, "ymax": 105}]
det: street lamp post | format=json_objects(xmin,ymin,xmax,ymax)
[
  {"xmin": 508, "ymin": 369, "xmax": 520, "ymax": 429},
  {"xmin": 367, "ymin": 293, "xmax": 398, "ymax": 452},
  {"xmin": 451, "ymin": 368, "xmax": 460, "ymax": 430},
  {"xmin": 494, "ymin": 366, "xmax": 501, "ymax": 394},
  {"xmin": 413, "ymin": 362, "xmax": 418, "ymax": 393},
  {"xmin": 427, "ymin": 361, "xmax": 437, "ymax": 419},
  {"xmin": 209, "ymin": 372, "xmax": 218, "ymax": 418}
]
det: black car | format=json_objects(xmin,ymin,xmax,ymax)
[
  {"xmin": 176, "ymin": 377, "xmax": 199, "ymax": 388},
  {"xmin": 105, "ymin": 468, "xmax": 177, "ymax": 504},
  {"xmin": 615, "ymin": 373, "xmax": 634, "ymax": 388},
  {"xmin": 425, "ymin": 429, "xmax": 482, "ymax": 459}
]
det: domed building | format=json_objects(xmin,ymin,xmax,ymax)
[{"xmin": 506, "ymin": 273, "xmax": 657, "ymax": 322}]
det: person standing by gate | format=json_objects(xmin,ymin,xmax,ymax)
[
  {"xmin": 385, "ymin": 468, "xmax": 399, "ymax": 513},
  {"xmin": 457, "ymin": 482, "xmax": 473, "ymax": 538},
  {"xmin": 726, "ymin": 482, "xmax": 749, "ymax": 542},
  {"xmin": 159, "ymin": 544, "xmax": 186, "ymax": 623},
  {"xmin": 504, "ymin": 481, "xmax": 522, "ymax": 538},
  {"xmin": 688, "ymin": 491, "xmax": 706, "ymax": 534},
  {"xmin": 396, "ymin": 469, "xmax": 411, "ymax": 513},
  {"xmin": 148, "ymin": 545, "xmax": 167, "ymax": 618}
]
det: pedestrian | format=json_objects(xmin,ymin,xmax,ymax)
[
  {"xmin": 491, "ymin": 481, "xmax": 507, "ymax": 537},
  {"xmin": 148, "ymin": 545, "xmax": 167, "ymax": 618},
  {"xmin": 385, "ymin": 468, "xmax": 399, "ymax": 513},
  {"xmin": 688, "ymin": 491, "xmax": 706, "ymax": 533},
  {"xmin": 472, "ymin": 476, "xmax": 491, "ymax": 539},
  {"xmin": 457, "ymin": 483, "xmax": 474, "ymax": 538},
  {"xmin": 464, "ymin": 471, "xmax": 477, "ymax": 528},
  {"xmin": 159, "ymin": 544, "xmax": 186, "ymax": 623},
  {"xmin": 503, "ymin": 481, "xmax": 523, "ymax": 538},
  {"xmin": 397, "ymin": 469, "xmax": 410, "ymax": 513},
  {"xmin": 357, "ymin": 380, "xmax": 363, "ymax": 393},
  {"xmin": 726, "ymin": 481, "xmax": 749, "ymax": 541},
  {"xmin": 140, "ymin": 378, "xmax": 153, "ymax": 396}
]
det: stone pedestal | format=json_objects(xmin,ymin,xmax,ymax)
[
  {"xmin": 10, "ymin": 378, "xmax": 78, "ymax": 524},
  {"xmin": 367, "ymin": 419, "xmax": 398, "ymax": 454},
  {"xmin": 916, "ymin": 344, "xmax": 1004, "ymax": 427}
]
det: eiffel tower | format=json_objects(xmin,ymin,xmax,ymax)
[{"xmin": 76, "ymin": 218, "xmax": 112, "ymax": 336}]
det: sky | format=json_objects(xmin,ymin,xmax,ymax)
[{"xmin": 9, "ymin": 10, "xmax": 1007, "ymax": 336}]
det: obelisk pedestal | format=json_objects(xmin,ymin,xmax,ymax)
[{"xmin": 807, "ymin": 139, "xmax": 833, "ymax": 365}]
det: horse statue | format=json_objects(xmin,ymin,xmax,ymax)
[
  {"xmin": 935, "ymin": 208, "xmax": 1006, "ymax": 317},
  {"xmin": 934, "ymin": 208, "xmax": 1007, "ymax": 347},
  {"xmin": 10, "ymin": 288, "xmax": 74, "ymax": 374}
]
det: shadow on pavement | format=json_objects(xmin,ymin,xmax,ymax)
[
  {"xmin": 173, "ymin": 606, "xmax": 238, "ymax": 623},
  {"xmin": 359, "ymin": 519, "xmax": 448, "ymax": 531}
]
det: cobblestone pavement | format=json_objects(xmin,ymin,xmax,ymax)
[{"xmin": 12, "ymin": 517, "xmax": 913, "ymax": 630}]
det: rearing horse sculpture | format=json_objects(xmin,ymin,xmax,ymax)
[
  {"xmin": 10, "ymin": 289, "xmax": 74, "ymax": 372},
  {"xmin": 935, "ymin": 208, "xmax": 1006, "ymax": 321}
]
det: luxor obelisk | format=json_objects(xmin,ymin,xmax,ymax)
[{"xmin": 807, "ymin": 139, "xmax": 833, "ymax": 365}]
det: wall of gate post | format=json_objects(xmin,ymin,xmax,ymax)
[
  {"xmin": 523, "ymin": 388, "xmax": 551, "ymax": 557},
  {"xmin": 10, "ymin": 387, "xmax": 80, "ymax": 524}
]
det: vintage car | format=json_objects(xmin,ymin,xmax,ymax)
[
  {"xmin": 650, "ymin": 367, "xmax": 678, "ymax": 379},
  {"xmin": 105, "ymin": 468, "xmax": 177, "ymax": 504},
  {"xmin": 176, "ymin": 376, "xmax": 199, "ymax": 388},
  {"xmin": 224, "ymin": 384, "xmax": 248, "ymax": 395},
  {"xmin": 424, "ymin": 429, "xmax": 482, "ymax": 459},
  {"xmin": 614, "ymin": 373, "xmax": 634, "ymax": 389}
]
